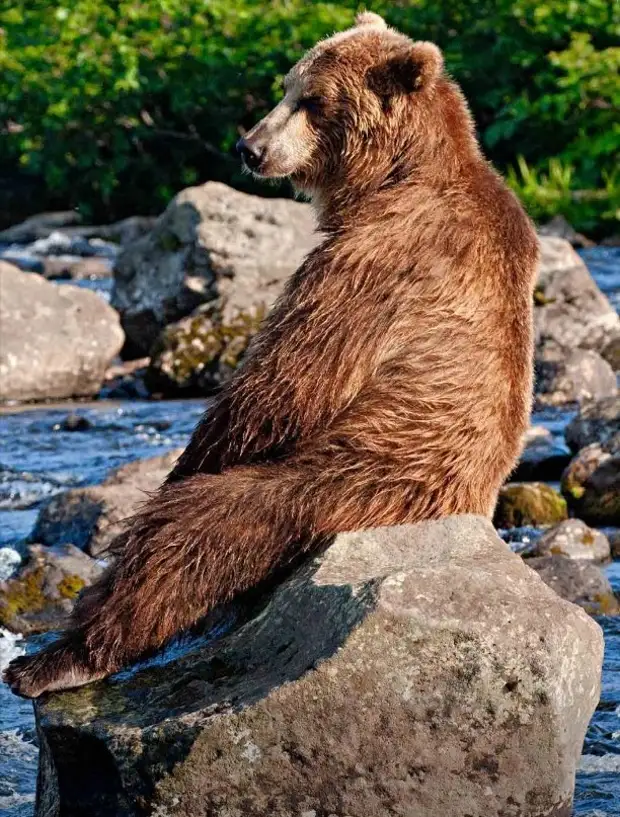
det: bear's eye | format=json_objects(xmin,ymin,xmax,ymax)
[{"xmin": 295, "ymin": 96, "xmax": 325, "ymax": 115}]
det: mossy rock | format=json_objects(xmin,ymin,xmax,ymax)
[
  {"xmin": 146, "ymin": 304, "xmax": 265, "ymax": 396},
  {"xmin": 0, "ymin": 544, "xmax": 102, "ymax": 633},
  {"xmin": 533, "ymin": 285, "xmax": 556, "ymax": 306},
  {"xmin": 561, "ymin": 434, "xmax": 620, "ymax": 526},
  {"xmin": 0, "ymin": 566, "xmax": 47, "ymax": 630},
  {"xmin": 57, "ymin": 574, "xmax": 87, "ymax": 600},
  {"xmin": 494, "ymin": 482, "xmax": 568, "ymax": 529}
]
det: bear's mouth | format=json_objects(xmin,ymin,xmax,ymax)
[{"xmin": 243, "ymin": 156, "xmax": 291, "ymax": 181}]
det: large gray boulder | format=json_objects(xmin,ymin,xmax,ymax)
[
  {"xmin": 534, "ymin": 343, "xmax": 617, "ymax": 406},
  {"xmin": 535, "ymin": 237, "xmax": 620, "ymax": 354},
  {"xmin": 34, "ymin": 516, "xmax": 602, "ymax": 817},
  {"xmin": 0, "ymin": 262, "xmax": 124, "ymax": 402},
  {"xmin": 112, "ymin": 182, "xmax": 317, "ymax": 357}
]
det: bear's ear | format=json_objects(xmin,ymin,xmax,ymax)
[
  {"xmin": 366, "ymin": 42, "xmax": 443, "ymax": 97},
  {"xmin": 355, "ymin": 11, "xmax": 387, "ymax": 29}
]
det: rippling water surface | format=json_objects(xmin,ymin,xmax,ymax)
[{"xmin": 0, "ymin": 246, "xmax": 618, "ymax": 815}]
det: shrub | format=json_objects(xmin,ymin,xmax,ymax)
[
  {"xmin": 507, "ymin": 157, "xmax": 620, "ymax": 235},
  {"xmin": 0, "ymin": 1, "xmax": 618, "ymax": 234}
]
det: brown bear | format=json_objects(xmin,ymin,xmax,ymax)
[{"xmin": 5, "ymin": 12, "xmax": 538, "ymax": 698}]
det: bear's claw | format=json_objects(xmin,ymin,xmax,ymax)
[
  {"xmin": 3, "ymin": 638, "xmax": 106, "ymax": 699},
  {"xmin": 3, "ymin": 653, "xmax": 50, "ymax": 699}
]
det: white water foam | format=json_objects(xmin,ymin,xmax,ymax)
[
  {"xmin": 579, "ymin": 754, "xmax": 620, "ymax": 774},
  {"xmin": 0, "ymin": 629, "xmax": 37, "ymax": 817},
  {"xmin": 0, "ymin": 628, "xmax": 23, "ymax": 672}
]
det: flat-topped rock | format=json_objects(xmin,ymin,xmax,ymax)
[{"xmin": 34, "ymin": 516, "xmax": 602, "ymax": 817}]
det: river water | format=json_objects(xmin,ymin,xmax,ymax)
[{"xmin": 0, "ymin": 247, "xmax": 619, "ymax": 816}]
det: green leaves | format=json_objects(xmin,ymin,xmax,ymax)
[
  {"xmin": 0, "ymin": 0, "xmax": 617, "ymax": 234},
  {"xmin": 507, "ymin": 156, "xmax": 620, "ymax": 233}
]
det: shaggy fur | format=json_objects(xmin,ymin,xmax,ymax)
[{"xmin": 4, "ymin": 13, "xmax": 538, "ymax": 698}]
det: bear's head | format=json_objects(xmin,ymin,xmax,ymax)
[{"xmin": 237, "ymin": 13, "xmax": 467, "ymax": 204}]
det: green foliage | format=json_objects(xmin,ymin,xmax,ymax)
[
  {"xmin": 507, "ymin": 157, "xmax": 620, "ymax": 234},
  {"xmin": 0, "ymin": 1, "xmax": 618, "ymax": 233}
]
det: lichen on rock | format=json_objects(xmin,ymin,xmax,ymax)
[
  {"xmin": 533, "ymin": 519, "xmax": 611, "ymax": 563},
  {"xmin": 146, "ymin": 304, "xmax": 265, "ymax": 396},
  {"xmin": 494, "ymin": 482, "xmax": 568, "ymax": 528},
  {"xmin": 0, "ymin": 544, "xmax": 102, "ymax": 633},
  {"xmin": 561, "ymin": 433, "xmax": 620, "ymax": 526}
]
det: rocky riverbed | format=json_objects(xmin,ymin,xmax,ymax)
[
  {"xmin": 0, "ymin": 187, "xmax": 618, "ymax": 815},
  {"xmin": 0, "ymin": 398, "xmax": 618, "ymax": 816}
]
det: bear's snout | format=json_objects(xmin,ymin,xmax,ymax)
[{"xmin": 236, "ymin": 136, "xmax": 264, "ymax": 171}]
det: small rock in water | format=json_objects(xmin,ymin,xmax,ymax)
[
  {"xmin": 55, "ymin": 414, "xmax": 92, "ymax": 432},
  {"xmin": 101, "ymin": 356, "xmax": 150, "ymax": 400},
  {"xmin": 0, "ymin": 543, "xmax": 102, "ymax": 633},
  {"xmin": 32, "ymin": 450, "xmax": 182, "ymax": 557},
  {"xmin": 533, "ymin": 519, "xmax": 610, "ymax": 562},
  {"xmin": 151, "ymin": 420, "xmax": 172, "ymax": 432},
  {"xmin": 535, "ymin": 343, "xmax": 617, "ymax": 407}
]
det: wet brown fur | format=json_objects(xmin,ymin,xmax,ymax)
[{"xmin": 4, "ymin": 15, "xmax": 538, "ymax": 697}]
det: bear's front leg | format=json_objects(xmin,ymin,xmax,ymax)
[
  {"xmin": 4, "ymin": 420, "xmax": 421, "ymax": 699},
  {"xmin": 3, "ymin": 465, "xmax": 309, "ymax": 698}
]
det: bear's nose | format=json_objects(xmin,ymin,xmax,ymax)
[{"xmin": 236, "ymin": 137, "xmax": 263, "ymax": 171}]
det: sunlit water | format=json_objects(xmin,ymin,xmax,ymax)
[{"xmin": 0, "ymin": 246, "xmax": 618, "ymax": 815}]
